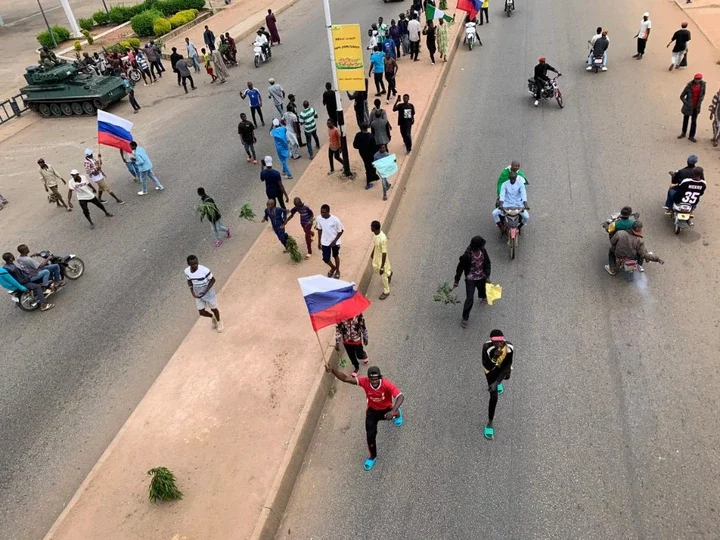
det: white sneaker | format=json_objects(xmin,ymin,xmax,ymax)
[
  {"xmin": 534, "ymin": 100, "xmax": 539, "ymax": 106},
  {"xmin": 586, "ymin": 66, "xmax": 592, "ymax": 71},
  {"xmin": 601, "ymin": 66, "xmax": 608, "ymax": 71},
  {"xmin": 155, "ymin": 186, "xmax": 164, "ymax": 191},
  {"xmin": 211, "ymin": 314, "xmax": 218, "ymax": 328},
  {"xmin": 137, "ymin": 191, "xmax": 147, "ymax": 195},
  {"xmin": 216, "ymin": 320, "xmax": 224, "ymax": 333}
]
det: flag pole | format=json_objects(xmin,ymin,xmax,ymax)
[{"xmin": 314, "ymin": 331, "xmax": 330, "ymax": 369}]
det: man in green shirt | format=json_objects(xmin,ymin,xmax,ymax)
[
  {"xmin": 298, "ymin": 100, "xmax": 320, "ymax": 159},
  {"xmin": 496, "ymin": 160, "xmax": 528, "ymax": 196}
]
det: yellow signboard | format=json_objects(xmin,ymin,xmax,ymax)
[{"xmin": 331, "ymin": 24, "xmax": 365, "ymax": 92}]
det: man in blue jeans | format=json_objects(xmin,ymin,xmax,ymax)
[
  {"xmin": 2, "ymin": 253, "xmax": 55, "ymax": 311},
  {"xmin": 16, "ymin": 244, "xmax": 63, "ymax": 286},
  {"xmin": 130, "ymin": 141, "xmax": 164, "ymax": 196}
]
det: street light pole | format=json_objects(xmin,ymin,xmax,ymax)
[
  {"xmin": 322, "ymin": 0, "xmax": 353, "ymax": 178},
  {"xmin": 101, "ymin": 0, "xmax": 109, "ymax": 15},
  {"xmin": 36, "ymin": 0, "xmax": 57, "ymax": 48},
  {"xmin": 59, "ymin": 0, "xmax": 82, "ymax": 37}
]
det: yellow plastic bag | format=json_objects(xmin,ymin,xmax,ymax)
[{"xmin": 485, "ymin": 283, "xmax": 502, "ymax": 305}]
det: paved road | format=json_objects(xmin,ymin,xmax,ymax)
[
  {"xmin": 278, "ymin": 1, "xmax": 720, "ymax": 539},
  {"xmin": 0, "ymin": 0, "xmax": 412, "ymax": 538}
]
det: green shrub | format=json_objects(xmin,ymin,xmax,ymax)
[
  {"xmin": 131, "ymin": 9, "xmax": 163, "ymax": 37},
  {"xmin": 169, "ymin": 8, "xmax": 196, "ymax": 28},
  {"xmin": 52, "ymin": 26, "xmax": 71, "ymax": 41},
  {"xmin": 92, "ymin": 10, "xmax": 109, "ymax": 25},
  {"xmin": 74, "ymin": 40, "xmax": 82, "ymax": 51},
  {"xmin": 108, "ymin": 6, "xmax": 135, "ymax": 24},
  {"xmin": 36, "ymin": 26, "xmax": 70, "ymax": 48},
  {"xmin": 79, "ymin": 17, "xmax": 94, "ymax": 31},
  {"xmin": 119, "ymin": 40, "xmax": 132, "ymax": 50},
  {"xmin": 153, "ymin": 17, "xmax": 171, "ymax": 36},
  {"xmin": 128, "ymin": 37, "xmax": 141, "ymax": 48},
  {"xmin": 81, "ymin": 29, "xmax": 94, "ymax": 44},
  {"xmin": 155, "ymin": 0, "xmax": 181, "ymax": 15},
  {"xmin": 168, "ymin": 13, "xmax": 184, "ymax": 28},
  {"xmin": 183, "ymin": 0, "xmax": 205, "ymax": 9}
]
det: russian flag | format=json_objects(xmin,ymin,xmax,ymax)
[
  {"xmin": 298, "ymin": 275, "xmax": 371, "ymax": 332},
  {"xmin": 457, "ymin": 0, "xmax": 481, "ymax": 19},
  {"xmin": 97, "ymin": 110, "xmax": 134, "ymax": 152}
]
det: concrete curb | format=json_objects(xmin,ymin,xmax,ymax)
[{"xmin": 248, "ymin": 25, "xmax": 465, "ymax": 540}]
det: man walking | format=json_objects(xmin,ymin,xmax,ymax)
[
  {"xmin": 325, "ymin": 364, "xmax": 404, "ymax": 471},
  {"xmin": 633, "ymin": 12, "xmax": 652, "ymax": 59},
  {"xmin": 316, "ymin": 204, "xmax": 343, "ymax": 279},
  {"xmin": 240, "ymin": 82, "xmax": 264, "ymax": 127},
  {"xmin": 170, "ymin": 47, "xmax": 182, "ymax": 85},
  {"xmin": 453, "ymin": 235, "xmax": 491, "ymax": 328},
  {"xmin": 268, "ymin": 78, "xmax": 285, "ymax": 116},
  {"xmin": 393, "ymin": 94, "xmax": 415, "ymax": 153},
  {"xmin": 84, "ymin": 148, "xmax": 123, "ymax": 205},
  {"xmin": 130, "ymin": 141, "xmax": 164, "ymax": 195},
  {"xmin": 384, "ymin": 51, "xmax": 398, "ymax": 103},
  {"xmin": 408, "ymin": 13, "xmax": 422, "ymax": 61},
  {"xmin": 335, "ymin": 314, "xmax": 369, "ymax": 377},
  {"xmin": 238, "ymin": 113, "xmax": 258, "ymax": 164},
  {"xmin": 368, "ymin": 46, "xmax": 386, "ymax": 96},
  {"xmin": 679, "ymin": 73, "xmax": 706, "ymax": 142},
  {"xmin": 353, "ymin": 123, "xmax": 379, "ymax": 188},
  {"xmin": 197, "ymin": 187, "xmax": 230, "ymax": 247},
  {"xmin": 323, "ymin": 82, "xmax": 338, "ymax": 124},
  {"xmin": 282, "ymin": 109, "xmax": 301, "ymax": 159},
  {"xmin": 185, "ymin": 37, "xmax": 201, "ymax": 72},
  {"xmin": 667, "ymin": 22, "xmax": 691, "ymax": 71},
  {"xmin": 370, "ymin": 220, "xmax": 392, "ymax": 299},
  {"xmin": 710, "ymin": 86, "xmax": 720, "ymax": 147},
  {"xmin": 286, "ymin": 94, "xmax": 305, "ymax": 147},
  {"xmin": 185, "ymin": 255, "xmax": 223, "ymax": 332},
  {"xmin": 284, "ymin": 197, "xmax": 314, "ymax": 259},
  {"xmin": 175, "ymin": 56, "xmax": 196, "ymax": 93},
  {"xmin": 270, "ymin": 119, "xmax": 293, "ymax": 178},
  {"xmin": 262, "ymin": 199, "xmax": 288, "ymax": 249},
  {"xmin": 260, "ymin": 156, "xmax": 289, "ymax": 209},
  {"xmin": 37, "ymin": 158, "xmax": 71, "ymax": 211},
  {"xmin": 67, "ymin": 169, "xmax": 114, "ymax": 229},
  {"xmin": 481, "ymin": 330, "xmax": 514, "ymax": 440},
  {"xmin": 299, "ymin": 100, "xmax": 320, "ymax": 158},
  {"xmin": 203, "ymin": 25, "xmax": 216, "ymax": 52}
]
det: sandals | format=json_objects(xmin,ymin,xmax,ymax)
[
  {"xmin": 393, "ymin": 408, "xmax": 403, "ymax": 426},
  {"xmin": 327, "ymin": 270, "xmax": 335, "ymax": 277},
  {"xmin": 363, "ymin": 457, "xmax": 377, "ymax": 471},
  {"xmin": 497, "ymin": 383, "xmax": 504, "ymax": 395},
  {"xmin": 483, "ymin": 425, "xmax": 495, "ymax": 440},
  {"xmin": 40, "ymin": 303, "xmax": 55, "ymax": 312}
]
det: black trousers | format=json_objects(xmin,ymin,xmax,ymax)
[
  {"xmin": 462, "ymin": 278, "xmax": 486, "ymax": 321},
  {"xmin": 343, "ymin": 342, "xmax": 366, "ymax": 370},
  {"xmin": 366, "ymin": 407, "xmax": 392, "ymax": 459},
  {"xmin": 486, "ymin": 368, "xmax": 510, "ymax": 422},
  {"xmin": 329, "ymin": 148, "xmax": 344, "ymax": 171},
  {"xmin": 534, "ymin": 76, "xmax": 548, "ymax": 99},
  {"xmin": 363, "ymin": 158, "xmax": 379, "ymax": 185},
  {"xmin": 410, "ymin": 40, "xmax": 420, "ymax": 60},
  {"xmin": 637, "ymin": 38, "xmax": 647, "ymax": 55},
  {"xmin": 385, "ymin": 74, "xmax": 397, "ymax": 97},
  {"xmin": 682, "ymin": 109, "xmax": 699, "ymax": 138},
  {"xmin": 251, "ymin": 105, "xmax": 264, "ymax": 127},
  {"xmin": 175, "ymin": 69, "xmax": 181, "ymax": 85},
  {"xmin": 479, "ymin": 7, "xmax": 489, "ymax": 23},
  {"xmin": 400, "ymin": 123, "xmax": 412, "ymax": 151},
  {"xmin": 78, "ymin": 197, "xmax": 109, "ymax": 223},
  {"xmin": 393, "ymin": 39, "xmax": 401, "ymax": 58},
  {"xmin": 150, "ymin": 60, "xmax": 163, "ymax": 78},
  {"xmin": 373, "ymin": 72, "xmax": 386, "ymax": 94},
  {"xmin": 269, "ymin": 194, "xmax": 286, "ymax": 209},
  {"xmin": 128, "ymin": 92, "xmax": 140, "ymax": 111},
  {"xmin": 181, "ymin": 75, "xmax": 195, "ymax": 92}
]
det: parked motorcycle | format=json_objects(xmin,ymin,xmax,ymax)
[
  {"xmin": 8, "ymin": 251, "xmax": 84, "ymax": 312},
  {"xmin": 527, "ymin": 74, "xmax": 564, "ymax": 108},
  {"xmin": 253, "ymin": 40, "xmax": 271, "ymax": 68},
  {"xmin": 504, "ymin": 0, "xmax": 515, "ymax": 16},
  {"xmin": 500, "ymin": 207, "xmax": 524, "ymax": 259}
]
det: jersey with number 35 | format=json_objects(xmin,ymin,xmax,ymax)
[{"xmin": 674, "ymin": 179, "xmax": 706, "ymax": 206}]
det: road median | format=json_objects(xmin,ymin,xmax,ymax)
[{"xmin": 44, "ymin": 19, "xmax": 463, "ymax": 540}]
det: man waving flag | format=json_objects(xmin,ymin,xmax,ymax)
[
  {"xmin": 426, "ymin": 4, "xmax": 455, "ymax": 23},
  {"xmin": 456, "ymin": 0, "xmax": 481, "ymax": 19}
]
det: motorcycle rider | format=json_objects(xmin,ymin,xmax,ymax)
[
  {"xmin": 604, "ymin": 206, "xmax": 636, "ymax": 237},
  {"xmin": 496, "ymin": 160, "xmax": 528, "ymax": 196},
  {"xmin": 587, "ymin": 29, "xmax": 609, "ymax": 71},
  {"xmin": 16, "ymin": 244, "xmax": 64, "ymax": 287},
  {"xmin": 671, "ymin": 154, "xmax": 704, "ymax": 183},
  {"xmin": 533, "ymin": 57, "xmax": 561, "ymax": 106},
  {"xmin": 464, "ymin": 16, "xmax": 482, "ymax": 46},
  {"xmin": 255, "ymin": 29, "xmax": 270, "ymax": 60},
  {"xmin": 664, "ymin": 168, "xmax": 706, "ymax": 221},
  {"xmin": 2, "ymin": 253, "xmax": 55, "ymax": 311},
  {"xmin": 493, "ymin": 171, "xmax": 529, "ymax": 229},
  {"xmin": 605, "ymin": 221, "xmax": 663, "ymax": 276}
]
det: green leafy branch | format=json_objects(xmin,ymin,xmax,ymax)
[
  {"xmin": 286, "ymin": 235, "xmax": 302, "ymax": 263},
  {"xmin": 433, "ymin": 282, "xmax": 460, "ymax": 305},
  {"xmin": 147, "ymin": 467, "xmax": 183, "ymax": 502},
  {"xmin": 239, "ymin": 203, "xmax": 256, "ymax": 222}
]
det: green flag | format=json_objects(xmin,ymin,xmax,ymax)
[{"xmin": 425, "ymin": 4, "xmax": 455, "ymax": 23}]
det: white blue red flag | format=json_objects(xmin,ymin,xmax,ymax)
[
  {"xmin": 298, "ymin": 275, "xmax": 371, "ymax": 331},
  {"xmin": 97, "ymin": 110, "xmax": 134, "ymax": 152}
]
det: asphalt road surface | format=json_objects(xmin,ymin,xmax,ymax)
[
  {"xmin": 0, "ymin": 0, "xmax": 413, "ymax": 538},
  {"xmin": 278, "ymin": 1, "xmax": 720, "ymax": 539}
]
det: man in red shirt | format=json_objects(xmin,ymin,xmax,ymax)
[
  {"xmin": 679, "ymin": 73, "xmax": 706, "ymax": 142},
  {"xmin": 327, "ymin": 364, "xmax": 404, "ymax": 470}
]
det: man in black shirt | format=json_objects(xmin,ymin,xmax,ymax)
[
  {"xmin": 392, "ymin": 94, "xmax": 415, "ymax": 153},
  {"xmin": 347, "ymin": 79, "xmax": 369, "ymax": 127},
  {"xmin": 322, "ymin": 82, "xmax": 338, "ymax": 124},
  {"xmin": 665, "ymin": 168, "xmax": 706, "ymax": 213},
  {"xmin": 481, "ymin": 330, "xmax": 514, "ymax": 440},
  {"xmin": 238, "ymin": 113, "xmax": 257, "ymax": 164},
  {"xmin": 667, "ymin": 22, "xmax": 691, "ymax": 71},
  {"xmin": 352, "ymin": 123, "xmax": 379, "ymax": 187},
  {"xmin": 672, "ymin": 154, "xmax": 704, "ymax": 183},
  {"xmin": 169, "ymin": 47, "xmax": 183, "ymax": 86},
  {"xmin": 533, "ymin": 57, "xmax": 560, "ymax": 105}
]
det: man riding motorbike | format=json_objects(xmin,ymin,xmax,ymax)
[
  {"xmin": 604, "ymin": 206, "xmax": 636, "ymax": 237},
  {"xmin": 671, "ymin": 154, "xmax": 704, "ymax": 183},
  {"xmin": 533, "ymin": 57, "xmax": 561, "ymax": 106},
  {"xmin": 493, "ymin": 172, "xmax": 529, "ymax": 229},
  {"xmin": 464, "ymin": 16, "xmax": 482, "ymax": 46},
  {"xmin": 664, "ymin": 168, "xmax": 706, "ymax": 222},
  {"xmin": 255, "ymin": 29, "xmax": 270, "ymax": 59},
  {"xmin": 587, "ymin": 29, "xmax": 609, "ymax": 71},
  {"xmin": 496, "ymin": 160, "xmax": 528, "ymax": 196},
  {"xmin": 1, "ymin": 252, "xmax": 55, "ymax": 311},
  {"xmin": 605, "ymin": 221, "xmax": 663, "ymax": 276},
  {"xmin": 16, "ymin": 244, "xmax": 65, "ymax": 288}
]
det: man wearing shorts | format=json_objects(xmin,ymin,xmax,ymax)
[
  {"xmin": 316, "ymin": 204, "xmax": 344, "ymax": 279},
  {"xmin": 184, "ymin": 255, "xmax": 223, "ymax": 333},
  {"xmin": 83, "ymin": 148, "xmax": 124, "ymax": 205}
]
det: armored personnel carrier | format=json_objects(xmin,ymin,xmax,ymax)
[{"xmin": 20, "ymin": 61, "xmax": 127, "ymax": 117}]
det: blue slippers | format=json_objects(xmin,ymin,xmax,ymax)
[
  {"xmin": 497, "ymin": 383, "xmax": 504, "ymax": 395},
  {"xmin": 483, "ymin": 424, "xmax": 495, "ymax": 440},
  {"xmin": 393, "ymin": 408, "xmax": 404, "ymax": 426},
  {"xmin": 364, "ymin": 457, "xmax": 377, "ymax": 471}
]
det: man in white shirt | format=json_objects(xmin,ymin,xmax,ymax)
[
  {"xmin": 185, "ymin": 255, "xmax": 223, "ymax": 332},
  {"xmin": 366, "ymin": 28, "xmax": 378, "ymax": 51},
  {"xmin": 185, "ymin": 37, "xmax": 201, "ymax": 72},
  {"xmin": 492, "ymin": 172, "xmax": 530, "ymax": 228},
  {"xmin": 316, "ymin": 204, "xmax": 344, "ymax": 279},
  {"xmin": 407, "ymin": 14, "xmax": 422, "ymax": 61},
  {"xmin": 66, "ymin": 169, "xmax": 114, "ymax": 229},
  {"xmin": 633, "ymin": 12, "xmax": 651, "ymax": 59}
]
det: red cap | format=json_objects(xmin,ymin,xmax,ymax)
[{"xmin": 694, "ymin": 73, "xmax": 703, "ymax": 80}]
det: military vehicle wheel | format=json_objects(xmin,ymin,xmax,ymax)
[
  {"xmin": 93, "ymin": 99, "xmax": 104, "ymax": 110},
  {"xmin": 82, "ymin": 101, "xmax": 96, "ymax": 115},
  {"xmin": 50, "ymin": 103, "xmax": 62, "ymax": 116},
  {"xmin": 60, "ymin": 103, "xmax": 73, "ymax": 116},
  {"xmin": 71, "ymin": 102, "xmax": 84, "ymax": 115},
  {"xmin": 38, "ymin": 104, "xmax": 51, "ymax": 117}
]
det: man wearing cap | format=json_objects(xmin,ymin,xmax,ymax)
[
  {"xmin": 37, "ymin": 159, "xmax": 71, "ymax": 211},
  {"xmin": 532, "ymin": 57, "xmax": 560, "ymax": 106},
  {"xmin": 67, "ymin": 170, "xmax": 114, "ymax": 229},
  {"xmin": 667, "ymin": 22, "xmax": 691, "ymax": 71},
  {"xmin": 605, "ymin": 221, "xmax": 664, "ymax": 276},
  {"xmin": 604, "ymin": 206, "xmax": 636, "ymax": 238},
  {"xmin": 83, "ymin": 149, "xmax": 123, "ymax": 205},
  {"xmin": 270, "ymin": 119, "xmax": 293, "ymax": 179},
  {"xmin": 679, "ymin": 74, "xmax": 706, "ymax": 142},
  {"xmin": 481, "ymin": 330, "xmax": 514, "ymax": 440},
  {"xmin": 267, "ymin": 78, "xmax": 285, "ymax": 116},
  {"xmin": 633, "ymin": 13, "xmax": 652, "ymax": 59},
  {"xmin": 326, "ymin": 363, "xmax": 404, "ymax": 471},
  {"xmin": 672, "ymin": 154, "xmax": 704, "ymax": 183},
  {"xmin": 665, "ymin": 167, "xmax": 706, "ymax": 218}
]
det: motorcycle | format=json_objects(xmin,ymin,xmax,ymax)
[
  {"xmin": 666, "ymin": 171, "xmax": 696, "ymax": 235},
  {"xmin": 253, "ymin": 40, "xmax": 271, "ymax": 68},
  {"xmin": 615, "ymin": 257, "xmax": 640, "ymax": 282},
  {"xmin": 499, "ymin": 207, "xmax": 524, "ymax": 259},
  {"xmin": 504, "ymin": 0, "xmax": 515, "ymax": 16},
  {"xmin": 7, "ymin": 251, "xmax": 84, "ymax": 312},
  {"xmin": 589, "ymin": 54, "xmax": 604, "ymax": 73},
  {"xmin": 465, "ymin": 23, "xmax": 477, "ymax": 50},
  {"xmin": 527, "ymin": 74, "xmax": 564, "ymax": 108}
]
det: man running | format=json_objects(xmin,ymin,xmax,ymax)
[
  {"xmin": 481, "ymin": 330, "xmax": 514, "ymax": 440},
  {"xmin": 184, "ymin": 255, "xmax": 224, "ymax": 332},
  {"xmin": 326, "ymin": 364, "xmax": 404, "ymax": 470}
]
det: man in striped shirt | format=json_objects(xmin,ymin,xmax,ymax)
[{"xmin": 299, "ymin": 101, "xmax": 320, "ymax": 159}]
